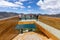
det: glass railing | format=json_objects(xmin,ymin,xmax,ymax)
[{"xmin": 19, "ymin": 18, "xmax": 38, "ymax": 20}]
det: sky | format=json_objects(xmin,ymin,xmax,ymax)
[{"xmin": 0, "ymin": 0, "xmax": 60, "ymax": 14}]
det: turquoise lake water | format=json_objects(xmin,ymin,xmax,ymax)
[{"xmin": 15, "ymin": 24, "xmax": 36, "ymax": 29}]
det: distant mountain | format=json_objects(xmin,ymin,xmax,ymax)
[
  {"xmin": 19, "ymin": 13, "xmax": 60, "ymax": 18},
  {"xmin": 41, "ymin": 14, "xmax": 60, "ymax": 17},
  {"xmin": 0, "ymin": 12, "xmax": 18, "ymax": 19}
]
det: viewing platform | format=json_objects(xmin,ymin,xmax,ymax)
[
  {"xmin": 13, "ymin": 32, "xmax": 52, "ymax": 40},
  {"xmin": 0, "ymin": 16, "xmax": 60, "ymax": 40}
]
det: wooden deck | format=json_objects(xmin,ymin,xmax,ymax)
[
  {"xmin": 13, "ymin": 32, "xmax": 52, "ymax": 40},
  {"xmin": 0, "ymin": 16, "xmax": 19, "ymax": 40},
  {"xmin": 0, "ymin": 16, "xmax": 60, "ymax": 40},
  {"xmin": 38, "ymin": 16, "xmax": 60, "ymax": 30}
]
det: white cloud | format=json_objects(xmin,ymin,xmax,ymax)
[
  {"xmin": 28, "ymin": 6, "xmax": 31, "ymax": 8},
  {"xmin": 0, "ymin": 0, "xmax": 25, "ymax": 8},
  {"xmin": 15, "ymin": 1, "xmax": 25, "ymax": 8},
  {"xmin": 20, "ymin": 5, "xmax": 25, "ymax": 8},
  {"xmin": 0, "ymin": 0, "xmax": 19, "ymax": 7},
  {"xmin": 37, "ymin": 0, "xmax": 60, "ymax": 14},
  {"xmin": 19, "ymin": 0, "xmax": 28, "ymax": 2},
  {"xmin": 12, "ymin": 7, "xmax": 18, "ymax": 9},
  {"xmin": 27, "ymin": 9, "xmax": 34, "ymax": 12},
  {"xmin": 15, "ymin": 2, "xmax": 23, "ymax": 5}
]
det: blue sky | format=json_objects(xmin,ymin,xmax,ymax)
[{"xmin": 0, "ymin": 0, "xmax": 60, "ymax": 14}]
